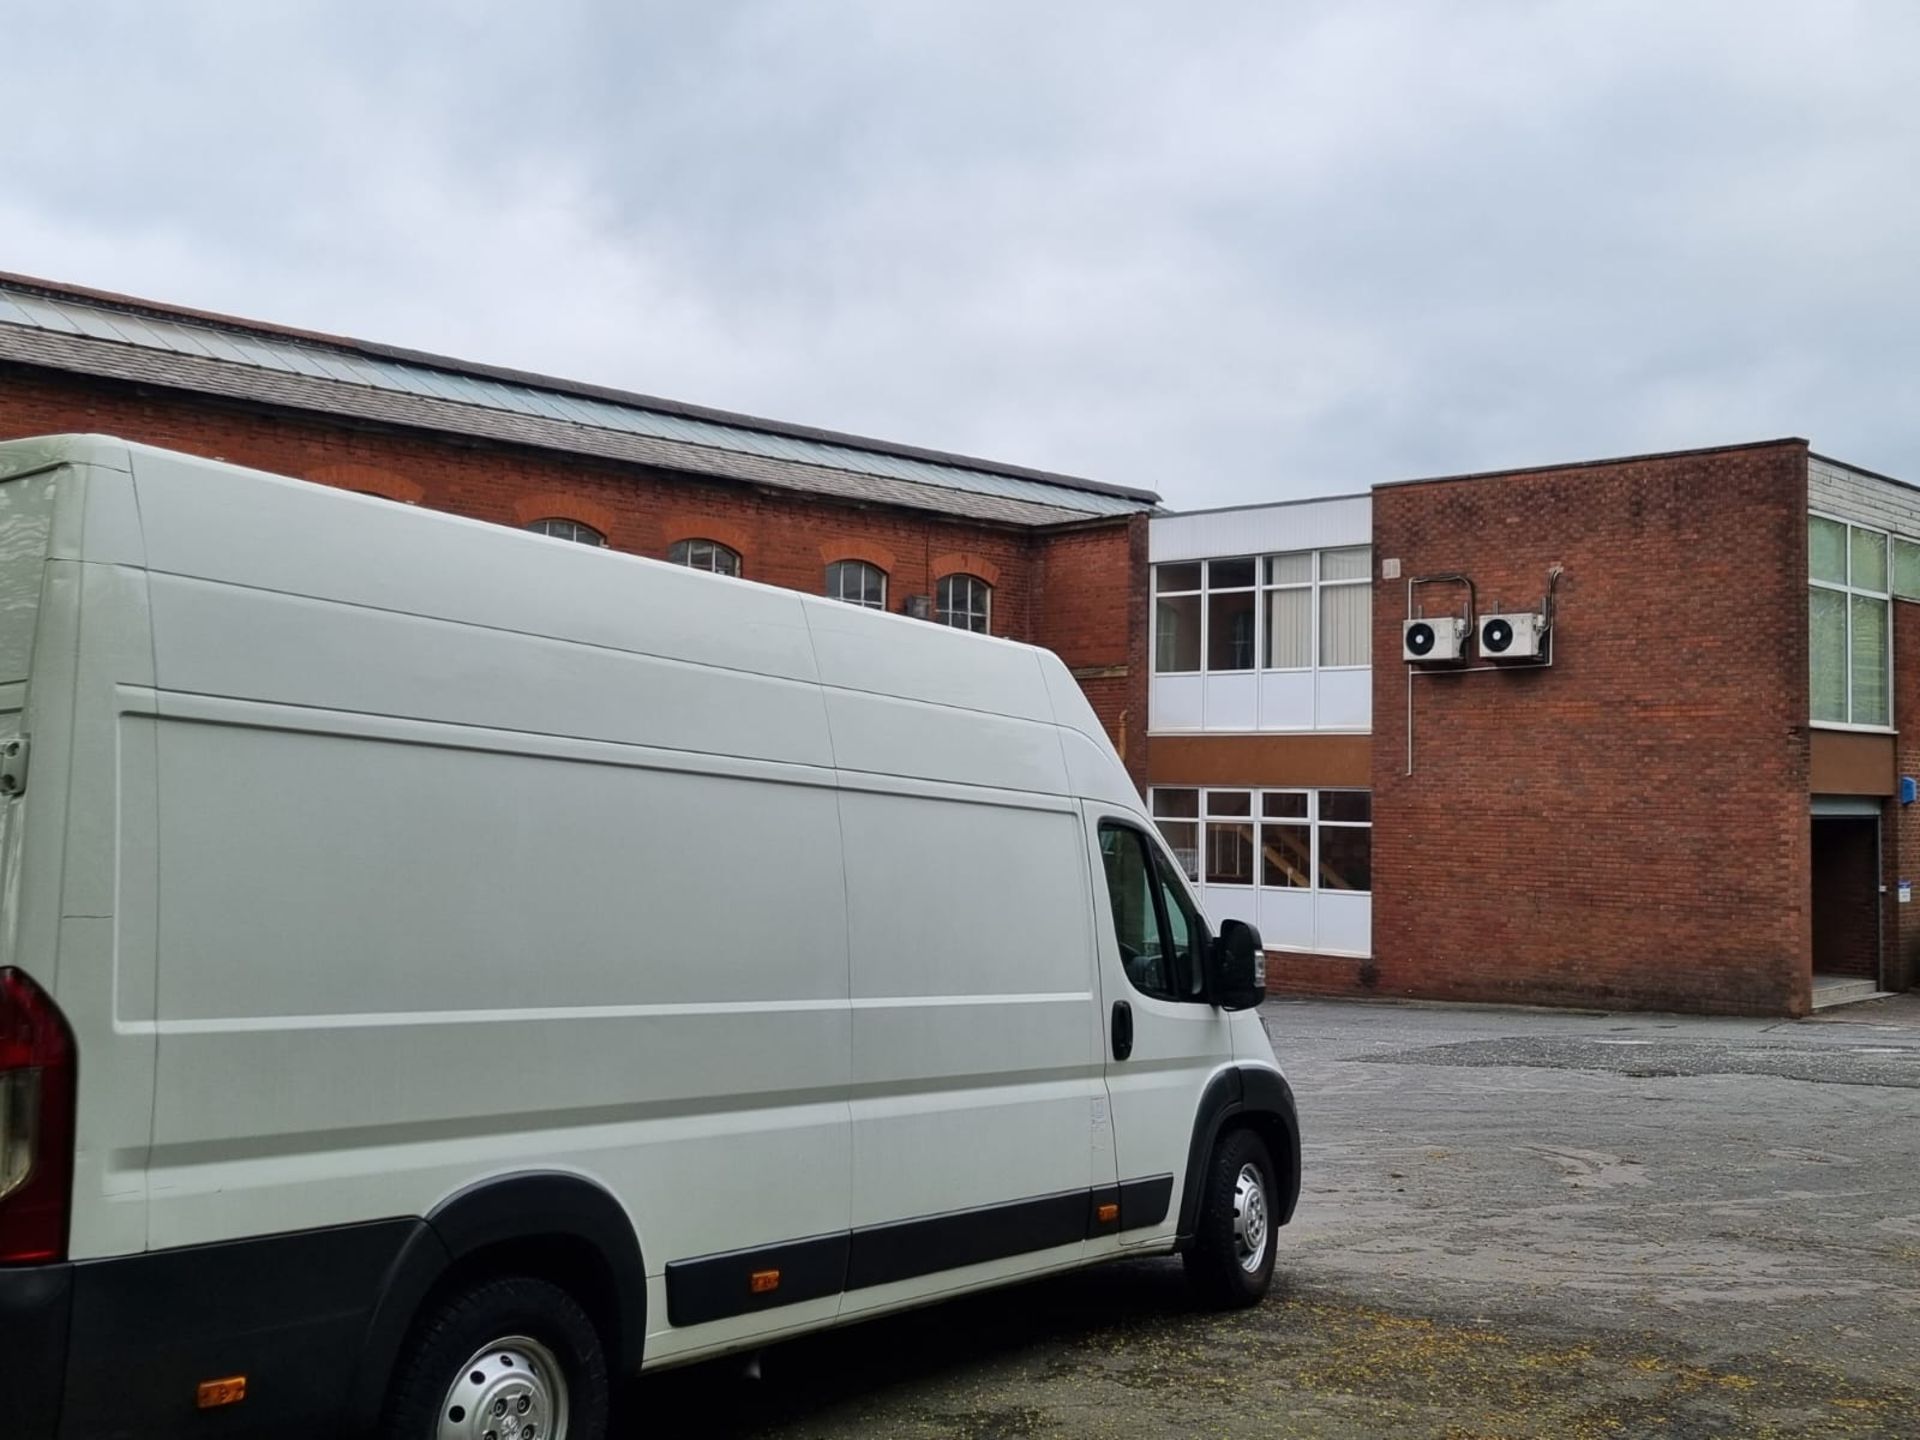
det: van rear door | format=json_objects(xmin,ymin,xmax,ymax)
[{"xmin": 1083, "ymin": 805, "xmax": 1234, "ymax": 1248}]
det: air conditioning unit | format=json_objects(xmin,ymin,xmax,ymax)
[
  {"xmin": 1479, "ymin": 611, "xmax": 1549, "ymax": 661},
  {"xmin": 1403, "ymin": 616, "xmax": 1468, "ymax": 663}
]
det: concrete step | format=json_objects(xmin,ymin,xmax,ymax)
[{"xmin": 1811, "ymin": 975, "xmax": 1894, "ymax": 1011}]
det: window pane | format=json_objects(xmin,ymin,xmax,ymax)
[
  {"xmin": 1321, "ymin": 546, "xmax": 1372, "ymax": 583},
  {"xmin": 1318, "ymin": 825, "xmax": 1373, "ymax": 892},
  {"xmin": 1851, "ymin": 594, "xmax": 1889, "ymax": 725},
  {"xmin": 1207, "ymin": 590, "xmax": 1256, "ymax": 670},
  {"xmin": 1156, "ymin": 562, "xmax": 1201, "ymax": 593},
  {"xmin": 1261, "ymin": 823, "xmax": 1311, "ymax": 888},
  {"xmin": 1154, "ymin": 820, "xmax": 1200, "ymax": 882},
  {"xmin": 1319, "ymin": 790, "xmax": 1372, "ymax": 823},
  {"xmin": 669, "ymin": 538, "xmax": 741, "ymax": 575},
  {"xmin": 1895, "ymin": 538, "xmax": 1920, "ymax": 601},
  {"xmin": 1209, "ymin": 556, "xmax": 1256, "ymax": 589},
  {"xmin": 1155, "ymin": 594, "xmax": 1201, "ymax": 671},
  {"xmin": 1265, "ymin": 552, "xmax": 1311, "ymax": 585},
  {"xmin": 1099, "ymin": 826, "xmax": 1173, "ymax": 999},
  {"xmin": 1154, "ymin": 858, "xmax": 1207, "ymax": 999},
  {"xmin": 1264, "ymin": 586, "xmax": 1311, "ymax": 668},
  {"xmin": 1206, "ymin": 821, "xmax": 1255, "ymax": 884},
  {"xmin": 1262, "ymin": 792, "xmax": 1307, "ymax": 818},
  {"xmin": 936, "ymin": 574, "xmax": 990, "ymax": 632},
  {"xmin": 1152, "ymin": 788, "xmax": 1199, "ymax": 818},
  {"xmin": 526, "ymin": 517, "xmax": 604, "ymax": 545},
  {"xmin": 1809, "ymin": 517, "xmax": 1847, "ymax": 584},
  {"xmin": 1320, "ymin": 581, "xmax": 1372, "ymax": 666},
  {"xmin": 1851, "ymin": 528, "xmax": 1888, "ymax": 593},
  {"xmin": 1809, "ymin": 588, "xmax": 1848, "ymax": 723},
  {"xmin": 826, "ymin": 560, "xmax": 886, "ymax": 608},
  {"xmin": 1208, "ymin": 790, "xmax": 1252, "ymax": 816}
]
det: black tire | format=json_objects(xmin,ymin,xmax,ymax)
[
  {"xmin": 1183, "ymin": 1127, "xmax": 1279, "ymax": 1309},
  {"xmin": 381, "ymin": 1274, "xmax": 610, "ymax": 1440}
]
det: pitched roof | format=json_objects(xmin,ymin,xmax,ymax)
[{"xmin": 0, "ymin": 273, "xmax": 1157, "ymax": 527}]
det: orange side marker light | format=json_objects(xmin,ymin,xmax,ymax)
[
  {"xmin": 1096, "ymin": 1202, "xmax": 1120, "ymax": 1224},
  {"xmin": 196, "ymin": 1376, "xmax": 247, "ymax": 1409},
  {"xmin": 750, "ymin": 1268, "xmax": 781, "ymax": 1294}
]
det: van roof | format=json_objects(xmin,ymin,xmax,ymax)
[{"xmin": 11, "ymin": 435, "xmax": 1136, "ymax": 805}]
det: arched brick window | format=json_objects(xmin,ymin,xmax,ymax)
[
  {"xmin": 669, "ymin": 538, "xmax": 742, "ymax": 577},
  {"xmin": 825, "ymin": 559, "xmax": 888, "ymax": 610},
  {"xmin": 935, "ymin": 573, "xmax": 992, "ymax": 633},
  {"xmin": 525, "ymin": 517, "xmax": 606, "ymax": 546}
]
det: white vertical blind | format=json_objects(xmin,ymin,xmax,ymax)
[{"xmin": 1319, "ymin": 583, "xmax": 1372, "ymax": 667}]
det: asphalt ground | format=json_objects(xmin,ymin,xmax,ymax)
[{"xmin": 643, "ymin": 994, "xmax": 1920, "ymax": 1438}]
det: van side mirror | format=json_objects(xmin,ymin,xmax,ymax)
[{"xmin": 1206, "ymin": 919, "xmax": 1266, "ymax": 1011}]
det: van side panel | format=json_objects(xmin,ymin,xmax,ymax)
[
  {"xmin": 134, "ymin": 560, "xmax": 855, "ymax": 1357},
  {"xmin": 838, "ymin": 781, "xmax": 1115, "ymax": 1310}
]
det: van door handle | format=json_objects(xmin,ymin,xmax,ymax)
[{"xmin": 1111, "ymin": 1001, "xmax": 1133, "ymax": 1061}]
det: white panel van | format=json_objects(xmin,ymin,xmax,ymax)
[{"xmin": 0, "ymin": 436, "xmax": 1300, "ymax": 1440}]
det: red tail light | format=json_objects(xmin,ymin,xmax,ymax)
[{"xmin": 0, "ymin": 967, "xmax": 76, "ymax": 1264}]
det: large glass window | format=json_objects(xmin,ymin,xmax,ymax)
[
  {"xmin": 1149, "ymin": 788, "xmax": 1200, "ymax": 879},
  {"xmin": 668, "ymin": 538, "xmax": 741, "ymax": 576},
  {"xmin": 1155, "ymin": 546, "xmax": 1372, "ymax": 675},
  {"xmin": 935, "ymin": 573, "xmax": 992, "ymax": 633},
  {"xmin": 525, "ymin": 517, "xmax": 605, "ymax": 546},
  {"xmin": 1155, "ymin": 563, "xmax": 1202, "ymax": 672},
  {"xmin": 1152, "ymin": 787, "xmax": 1371, "ymax": 895},
  {"xmin": 826, "ymin": 559, "xmax": 888, "ymax": 610},
  {"xmin": 1810, "ymin": 516, "xmax": 1891, "ymax": 727}
]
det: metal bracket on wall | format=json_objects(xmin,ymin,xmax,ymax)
[{"xmin": 1404, "ymin": 567, "xmax": 1563, "ymax": 776}]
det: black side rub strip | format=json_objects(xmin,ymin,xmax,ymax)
[
  {"xmin": 665, "ymin": 1174, "xmax": 1178, "ymax": 1325},
  {"xmin": 665, "ymin": 1232, "xmax": 849, "ymax": 1327}
]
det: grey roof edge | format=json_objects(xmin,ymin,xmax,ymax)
[
  {"xmin": 1370, "ymin": 437, "xmax": 1812, "ymax": 492},
  {"xmin": 0, "ymin": 324, "xmax": 1104, "ymax": 528},
  {"xmin": 0, "ymin": 271, "xmax": 1161, "ymax": 507},
  {"xmin": 1155, "ymin": 490, "xmax": 1372, "ymax": 520},
  {"xmin": 1809, "ymin": 451, "xmax": 1919, "ymax": 494}
]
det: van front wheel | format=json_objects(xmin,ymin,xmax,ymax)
[
  {"xmin": 382, "ymin": 1275, "xmax": 609, "ymax": 1440},
  {"xmin": 1183, "ymin": 1127, "xmax": 1278, "ymax": 1309}
]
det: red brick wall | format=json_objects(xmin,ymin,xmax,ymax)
[
  {"xmin": 1363, "ymin": 443, "xmax": 1814, "ymax": 1016},
  {"xmin": 0, "ymin": 367, "xmax": 1140, "ymax": 765},
  {"xmin": 1033, "ymin": 514, "xmax": 1150, "ymax": 790}
]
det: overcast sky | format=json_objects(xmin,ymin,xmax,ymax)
[{"xmin": 4, "ymin": 2, "xmax": 1917, "ymax": 508}]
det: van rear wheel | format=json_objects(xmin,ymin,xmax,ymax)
[
  {"xmin": 382, "ymin": 1275, "xmax": 609, "ymax": 1440},
  {"xmin": 1183, "ymin": 1128, "xmax": 1278, "ymax": 1309}
]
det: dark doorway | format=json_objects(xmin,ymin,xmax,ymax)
[{"xmin": 1811, "ymin": 816, "xmax": 1881, "ymax": 982}]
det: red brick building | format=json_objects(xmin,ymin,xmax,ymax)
[
  {"xmin": 0, "ymin": 274, "xmax": 1154, "ymax": 782},
  {"xmin": 1146, "ymin": 441, "xmax": 1918, "ymax": 1016}
]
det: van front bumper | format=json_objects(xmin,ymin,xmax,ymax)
[{"xmin": 0, "ymin": 1260, "xmax": 72, "ymax": 1439}]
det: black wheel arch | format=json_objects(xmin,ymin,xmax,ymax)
[
  {"xmin": 1175, "ymin": 1065, "xmax": 1302, "ymax": 1247},
  {"xmin": 345, "ymin": 1171, "xmax": 648, "ymax": 1431}
]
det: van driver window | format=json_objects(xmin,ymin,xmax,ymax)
[
  {"xmin": 1154, "ymin": 854, "xmax": 1207, "ymax": 1000},
  {"xmin": 1099, "ymin": 824, "xmax": 1177, "ymax": 1001}
]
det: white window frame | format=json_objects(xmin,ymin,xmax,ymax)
[
  {"xmin": 826, "ymin": 559, "xmax": 888, "ymax": 610},
  {"xmin": 1151, "ymin": 546, "xmax": 1372, "ymax": 677},
  {"xmin": 935, "ymin": 573, "xmax": 992, "ymax": 633},
  {"xmin": 1149, "ymin": 785, "xmax": 1371, "ymax": 894},
  {"xmin": 1809, "ymin": 510, "xmax": 1895, "ymax": 732}
]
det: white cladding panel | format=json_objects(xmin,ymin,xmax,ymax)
[{"xmin": 1150, "ymin": 494, "xmax": 1371, "ymax": 563}]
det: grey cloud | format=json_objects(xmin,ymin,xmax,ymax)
[{"xmin": 2, "ymin": 0, "xmax": 1917, "ymax": 506}]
